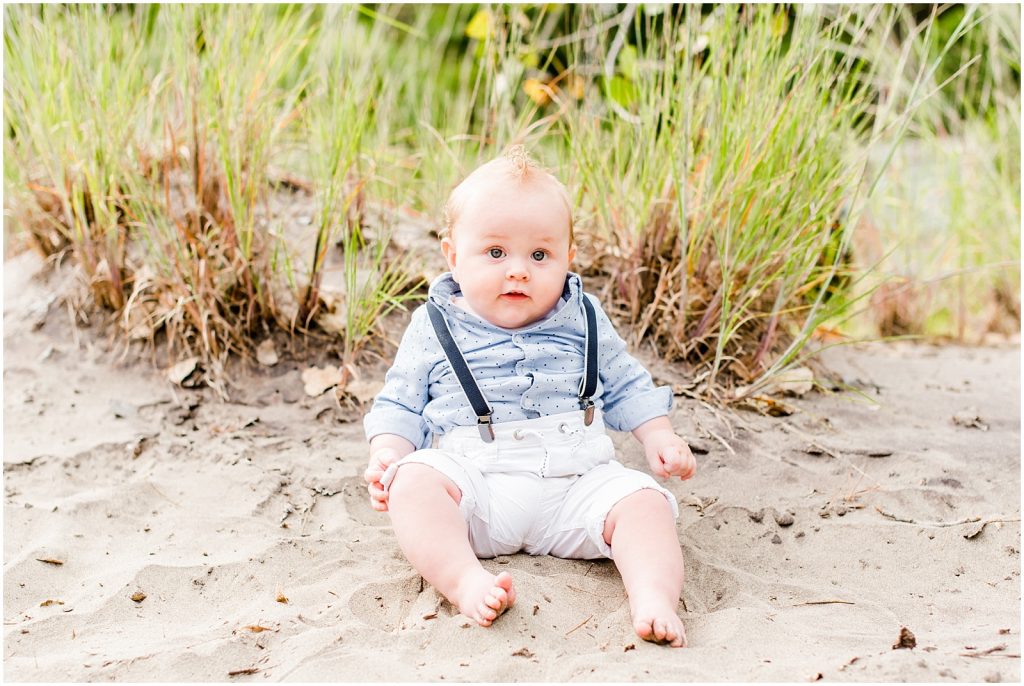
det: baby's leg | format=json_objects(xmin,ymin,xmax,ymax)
[
  {"xmin": 603, "ymin": 488, "xmax": 686, "ymax": 647},
  {"xmin": 387, "ymin": 463, "xmax": 515, "ymax": 626}
]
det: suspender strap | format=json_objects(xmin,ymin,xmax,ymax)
[
  {"xmin": 426, "ymin": 302, "xmax": 495, "ymax": 442},
  {"xmin": 579, "ymin": 296, "xmax": 598, "ymax": 425},
  {"xmin": 425, "ymin": 295, "xmax": 601, "ymax": 439}
]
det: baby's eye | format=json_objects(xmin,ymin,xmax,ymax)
[
  {"xmin": 531, "ymin": 250, "xmax": 547, "ymax": 262},
  {"xmin": 488, "ymin": 248, "xmax": 505, "ymax": 259}
]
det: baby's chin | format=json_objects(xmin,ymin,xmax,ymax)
[{"xmin": 486, "ymin": 301, "xmax": 559, "ymax": 329}]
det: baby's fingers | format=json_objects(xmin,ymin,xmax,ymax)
[
  {"xmin": 648, "ymin": 453, "xmax": 670, "ymax": 478},
  {"xmin": 667, "ymin": 451, "xmax": 697, "ymax": 480},
  {"xmin": 363, "ymin": 469, "xmax": 384, "ymax": 487},
  {"xmin": 658, "ymin": 447, "xmax": 693, "ymax": 479},
  {"xmin": 368, "ymin": 481, "xmax": 389, "ymax": 511}
]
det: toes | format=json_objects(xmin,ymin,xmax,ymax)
[
  {"xmin": 491, "ymin": 572, "xmax": 515, "ymax": 611},
  {"xmin": 477, "ymin": 602, "xmax": 497, "ymax": 623},
  {"xmin": 484, "ymin": 590, "xmax": 506, "ymax": 611},
  {"xmin": 653, "ymin": 618, "xmax": 669, "ymax": 641},
  {"xmin": 635, "ymin": 616, "xmax": 687, "ymax": 647}
]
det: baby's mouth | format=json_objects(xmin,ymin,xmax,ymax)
[{"xmin": 501, "ymin": 291, "xmax": 529, "ymax": 300}]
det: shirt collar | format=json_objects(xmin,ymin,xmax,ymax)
[{"xmin": 427, "ymin": 271, "xmax": 584, "ymax": 332}]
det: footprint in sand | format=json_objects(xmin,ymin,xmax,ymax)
[
  {"xmin": 680, "ymin": 549, "xmax": 744, "ymax": 615},
  {"xmin": 348, "ymin": 575, "xmax": 434, "ymax": 632},
  {"xmin": 338, "ymin": 476, "xmax": 389, "ymax": 526}
]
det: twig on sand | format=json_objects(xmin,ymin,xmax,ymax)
[
  {"xmin": 147, "ymin": 482, "xmax": 181, "ymax": 507},
  {"xmin": 959, "ymin": 644, "xmax": 1020, "ymax": 658},
  {"xmin": 784, "ymin": 423, "xmax": 881, "ymax": 492},
  {"xmin": 566, "ymin": 584, "xmax": 600, "ymax": 596},
  {"xmin": 690, "ymin": 402, "xmax": 739, "ymax": 455},
  {"xmin": 875, "ymin": 508, "xmax": 1020, "ymax": 532},
  {"xmin": 792, "ymin": 600, "xmax": 856, "ymax": 607},
  {"xmin": 228, "ymin": 667, "xmax": 260, "ymax": 676},
  {"xmin": 875, "ymin": 507, "xmax": 980, "ymax": 526},
  {"xmin": 565, "ymin": 614, "xmax": 594, "ymax": 636}
]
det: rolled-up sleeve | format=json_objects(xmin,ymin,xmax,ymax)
[
  {"xmin": 589, "ymin": 295, "xmax": 674, "ymax": 432},
  {"xmin": 363, "ymin": 306, "xmax": 436, "ymax": 450}
]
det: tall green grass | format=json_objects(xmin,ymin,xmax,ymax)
[
  {"xmin": 556, "ymin": 5, "xmax": 931, "ymax": 395},
  {"xmin": 4, "ymin": 4, "xmax": 1019, "ymax": 399},
  {"xmin": 855, "ymin": 4, "xmax": 1020, "ymax": 341},
  {"xmin": 5, "ymin": 5, "xmax": 160, "ymax": 309}
]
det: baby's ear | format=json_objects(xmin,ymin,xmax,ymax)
[
  {"xmin": 441, "ymin": 236, "xmax": 458, "ymax": 271},
  {"xmin": 567, "ymin": 243, "xmax": 577, "ymax": 264}
]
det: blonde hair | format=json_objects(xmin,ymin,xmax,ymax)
[{"xmin": 443, "ymin": 145, "xmax": 574, "ymax": 243}]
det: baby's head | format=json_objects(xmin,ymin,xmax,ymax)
[{"xmin": 441, "ymin": 146, "xmax": 576, "ymax": 330}]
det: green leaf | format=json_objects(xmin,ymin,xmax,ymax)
[
  {"xmin": 605, "ymin": 75, "xmax": 637, "ymax": 108},
  {"xmin": 771, "ymin": 10, "xmax": 789, "ymax": 39},
  {"xmin": 619, "ymin": 44, "xmax": 638, "ymax": 81},
  {"xmin": 465, "ymin": 9, "xmax": 492, "ymax": 41}
]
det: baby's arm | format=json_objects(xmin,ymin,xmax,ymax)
[
  {"xmin": 632, "ymin": 416, "xmax": 697, "ymax": 480},
  {"xmin": 362, "ymin": 306, "xmax": 436, "ymax": 512},
  {"xmin": 364, "ymin": 434, "xmax": 416, "ymax": 512}
]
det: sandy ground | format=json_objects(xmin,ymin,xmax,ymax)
[{"xmin": 3, "ymin": 250, "xmax": 1021, "ymax": 682}]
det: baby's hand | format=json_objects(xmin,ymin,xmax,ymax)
[
  {"xmin": 642, "ymin": 429, "xmax": 697, "ymax": 480},
  {"xmin": 364, "ymin": 448, "xmax": 402, "ymax": 512}
]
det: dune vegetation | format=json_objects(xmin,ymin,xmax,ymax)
[{"xmin": 4, "ymin": 4, "xmax": 1019, "ymax": 400}]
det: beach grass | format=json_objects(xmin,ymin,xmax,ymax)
[
  {"xmin": 3, "ymin": 3, "xmax": 1018, "ymax": 398},
  {"xmin": 854, "ymin": 4, "xmax": 1021, "ymax": 342}
]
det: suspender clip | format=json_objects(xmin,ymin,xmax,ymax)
[
  {"xmin": 477, "ymin": 414, "xmax": 495, "ymax": 443},
  {"xmin": 580, "ymin": 398, "xmax": 595, "ymax": 426}
]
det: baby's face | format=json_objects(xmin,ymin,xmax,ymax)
[{"xmin": 442, "ymin": 178, "xmax": 575, "ymax": 330}]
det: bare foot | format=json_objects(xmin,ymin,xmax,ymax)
[
  {"xmin": 630, "ymin": 594, "xmax": 687, "ymax": 647},
  {"xmin": 453, "ymin": 570, "xmax": 516, "ymax": 627}
]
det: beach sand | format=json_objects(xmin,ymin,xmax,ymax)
[{"xmin": 4, "ymin": 250, "xmax": 1020, "ymax": 682}]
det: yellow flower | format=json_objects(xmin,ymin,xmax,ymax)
[{"xmin": 523, "ymin": 78, "xmax": 551, "ymax": 106}]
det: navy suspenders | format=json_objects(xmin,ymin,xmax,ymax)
[{"xmin": 425, "ymin": 297, "xmax": 599, "ymax": 443}]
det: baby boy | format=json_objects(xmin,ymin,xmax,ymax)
[{"xmin": 363, "ymin": 146, "xmax": 696, "ymax": 647}]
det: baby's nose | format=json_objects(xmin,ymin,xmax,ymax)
[{"xmin": 506, "ymin": 260, "xmax": 530, "ymax": 280}]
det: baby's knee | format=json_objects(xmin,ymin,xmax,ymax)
[
  {"xmin": 388, "ymin": 461, "xmax": 462, "ymax": 505},
  {"xmin": 603, "ymin": 487, "xmax": 675, "ymax": 542},
  {"xmin": 621, "ymin": 487, "xmax": 674, "ymax": 516}
]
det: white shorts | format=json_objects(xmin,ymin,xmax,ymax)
[{"xmin": 380, "ymin": 409, "xmax": 679, "ymax": 560}]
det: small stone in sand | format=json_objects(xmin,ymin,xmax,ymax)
[
  {"xmin": 952, "ymin": 407, "xmax": 988, "ymax": 431},
  {"xmin": 749, "ymin": 509, "xmax": 765, "ymax": 523},
  {"xmin": 893, "ymin": 626, "xmax": 917, "ymax": 649},
  {"xmin": 774, "ymin": 510, "xmax": 795, "ymax": 527},
  {"xmin": 130, "ymin": 591, "xmax": 146, "ymax": 603},
  {"xmin": 256, "ymin": 339, "xmax": 279, "ymax": 366},
  {"xmin": 771, "ymin": 534, "xmax": 782, "ymax": 544},
  {"xmin": 624, "ymin": 643, "xmax": 636, "ymax": 652}
]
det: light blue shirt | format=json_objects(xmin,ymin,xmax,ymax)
[{"xmin": 363, "ymin": 272, "xmax": 673, "ymax": 450}]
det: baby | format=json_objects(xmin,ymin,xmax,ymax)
[{"xmin": 363, "ymin": 146, "xmax": 697, "ymax": 647}]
